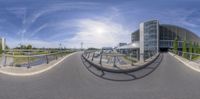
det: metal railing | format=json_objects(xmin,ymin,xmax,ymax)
[
  {"xmin": 0, "ymin": 51, "xmax": 72, "ymax": 68},
  {"xmin": 144, "ymin": 50, "xmax": 158, "ymax": 60},
  {"xmin": 82, "ymin": 49, "xmax": 160, "ymax": 74},
  {"xmin": 83, "ymin": 50, "xmax": 140, "ymax": 67},
  {"xmin": 169, "ymin": 50, "xmax": 200, "ymax": 63},
  {"xmin": 83, "ymin": 49, "xmax": 159, "ymax": 65}
]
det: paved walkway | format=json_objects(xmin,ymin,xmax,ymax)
[
  {"xmin": 0, "ymin": 53, "xmax": 75, "ymax": 76},
  {"xmin": 0, "ymin": 52, "xmax": 200, "ymax": 99},
  {"xmin": 169, "ymin": 52, "xmax": 200, "ymax": 72}
]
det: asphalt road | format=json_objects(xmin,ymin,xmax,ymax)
[{"xmin": 0, "ymin": 52, "xmax": 200, "ymax": 99}]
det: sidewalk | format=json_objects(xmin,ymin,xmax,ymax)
[
  {"xmin": 0, "ymin": 52, "xmax": 75, "ymax": 76},
  {"xmin": 168, "ymin": 52, "xmax": 200, "ymax": 72}
]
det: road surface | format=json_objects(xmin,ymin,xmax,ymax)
[{"xmin": 0, "ymin": 52, "xmax": 200, "ymax": 99}]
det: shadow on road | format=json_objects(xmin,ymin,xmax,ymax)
[{"xmin": 81, "ymin": 53, "xmax": 163, "ymax": 81}]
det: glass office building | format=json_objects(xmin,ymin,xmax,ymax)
[
  {"xmin": 118, "ymin": 20, "xmax": 200, "ymax": 62},
  {"xmin": 132, "ymin": 20, "xmax": 200, "ymax": 51},
  {"xmin": 139, "ymin": 20, "xmax": 159, "ymax": 60}
]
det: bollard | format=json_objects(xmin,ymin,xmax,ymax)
[
  {"xmin": 4, "ymin": 55, "xmax": 7, "ymax": 66},
  {"xmin": 116, "ymin": 56, "xmax": 120, "ymax": 62},
  {"xmin": 27, "ymin": 56, "xmax": 31, "ymax": 68},
  {"xmin": 107, "ymin": 57, "xmax": 110, "ymax": 63},
  {"xmin": 190, "ymin": 54, "xmax": 192, "ymax": 61},
  {"xmin": 11, "ymin": 56, "xmax": 14, "ymax": 67},
  {"xmin": 46, "ymin": 55, "xmax": 49, "ymax": 64},
  {"xmin": 136, "ymin": 50, "xmax": 139, "ymax": 61},
  {"xmin": 131, "ymin": 58, "xmax": 134, "ymax": 66},
  {"xmin": 113, "ymin": 56, "xmax": 116, "ymax": 67},
  {"xmin": 87, "ymin": 52, "xmax": 90, "ymax": 59},
  {"xmin": 55, "ymin": 54, "xmax": 58, "ymax": 60},
  {"xmin": 99, "ymin": 54, "xmax": 102, "ymax": 65},
  {"xmin": 91, "ymin": 53, "xmax": 95, "ymax": 61}
]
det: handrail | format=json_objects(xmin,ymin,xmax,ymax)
[
  {"xmin": 5, "ymin": 51, "xmax": 69, "ymax": 58},
  {"xmin": 1, "ymin": 51, "xmax": 73, "ymax": 68},
  {"xmin": 169, "ymin": 49, "xmax": 200, "ymax": 56},
  {"xmin": 169, "ymin": 49, "xmax": 200, "ymax": 61},
  {"xmin": 82, "ymin": 50, "xmax": 160, "ymax": 73}
]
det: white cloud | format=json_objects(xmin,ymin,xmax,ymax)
[
  {"xmin": 65, "ymin": 18, "xmax": 131, "ymax": 48},
  {"xmin": 7, "ymin": 38, "xmax": 61, "ymax": 48},
  {"xmin": 160, "ymin": 9, "xmax": 199, "ymax": 28},
  {"xmin": 30, "ymin": 2, "xmax": 100, "ymax": 23},
  {"xmin": 30, "ymin": 23, "xmax": 48, "ymax": 37},
  {"xmin": 5, "ymin": 4, "xmax": 132, "ymax": 48}
]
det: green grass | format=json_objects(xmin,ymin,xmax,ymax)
[
  {"xmin": 13, "ymin": 51, "xmax": 72, "ymax": 65},
  {"xmin": 32, "ymin": 51, "xmax": 49, "ymax": 55},
  {"xmin": 180, "ymin": 53, "xmax": 200, "ymax": 61},
  {"xmin": 192, "ymin": 55, "xmax": 200, "ymax": 61},
  {"xmin": 7, "ymin": 51, "xmax": 73, "ymax": 66},
  {"xmin": 13, "ymin": 56, "xmax": 38, "ymax": 65},
  {"xmin": 123, "ymin": 55, "xmax": 137, "ymax": 63}
]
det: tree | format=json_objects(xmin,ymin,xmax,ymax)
[
  {"xmin": 0, "ymin": 42, "xmax": 2, "ymax": 54},
  {"xmin": 193, "ymin": 43, "xmax": 198, "ymax": 53},
  {"xmin": 198, "ymin": 43, "xmax": 200, "ymax": 54},
  {"xmin": 27, "ymin": 44, "xmax": 32, "ymax": 49},
  {"xmin": 182, "ymin": 40, "xmax": 187, "ymax": 58},
  {"xmin": 5, "ymin": 45, "xmax": 9, "ymax": 49},
  {"xmin": 20, "ymin": 45, "xmax": 26, "ymax": 49},
  {"xmin": 173, "ymin": 37, "xmax": 178, "ymax": 54},
  {"xmin": 193, "ymin": 42, "xmax": 196, "ymax": 54},
  {"xmin": 189, "ymin": 41, "xmax": 193, "ymax": 53}
]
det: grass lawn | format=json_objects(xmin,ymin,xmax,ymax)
[
  {"xmin": 13, "ymin": 51, "xmax": 72, "ymax": 65},
  {"xmin": 123, "ymin": 55, "xmax": 137, "ymax": 63},
  {"xmin": 192, "ymin": 55, "xmax": 200, "ymax": 61},
  {"xmin": 4, "ymin": 50, "xmax": 73, "ymax": 66},
  {"xmin": 13, "ymin": 56, "xmax": 38, "ymax": 65},
  {"xmin": 32, "ymin": 51, "xmax": 49, "ymax": 55}
]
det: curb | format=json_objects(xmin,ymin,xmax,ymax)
[
  {"xmin": 0, "ymin": 52, "xmax": 76, "ymax": 76},
  {"xmin": 82, "ymin": 53, "xmax": 160, "ymax": 73},
  {"xmin": 168, "ymin": 52, "xmax": 200, "ymax": 72}
]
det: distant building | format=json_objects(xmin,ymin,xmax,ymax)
[
  {"xmin": 118, "ymin": 43, "xmax": 127, "ymax": 47},
  {"xmin": 102, "ymin": 47, "xmax": 113, "ymax": 50}
]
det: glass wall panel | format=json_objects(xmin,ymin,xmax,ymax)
[{"xmin": 143, "ymin": 20, "xmax": 159, "ymax": 59}]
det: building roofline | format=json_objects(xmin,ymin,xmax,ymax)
[{"xmin": 160, "ymin": 24, "xmax": 200, "ymax": 40}]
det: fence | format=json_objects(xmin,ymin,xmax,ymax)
[
  {"xmin": 169, "ymin": 50, "xmax": 200, "ymax": 63},
  {"xmin": 83, "ymin": 50, "xmax": 140, "ymax": 67},
  {"xmin": 84, "ymin": 49, "xmax": 159, "ymax": 65},
  {"xmin": 1, "ymin": 51, "xmax": 72, "ymax": 68}
]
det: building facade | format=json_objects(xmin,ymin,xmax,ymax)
[
  {"xmin": 117, "ymin": 20, "xmax": 200, "ymax": 62},
  {"xmin": 132, "ymin": 20, "xmax": 200, "ymax": 50}
]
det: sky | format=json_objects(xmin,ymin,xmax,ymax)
[{"xmin": 0, "ymin": 0, "xmax": 200, "ymax": 48}]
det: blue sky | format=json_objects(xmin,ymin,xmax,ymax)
[{"xmin": 0, "ymin": 0, "xmax": 200, "ymax": 48}]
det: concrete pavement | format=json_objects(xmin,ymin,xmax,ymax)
[
  {"xmin": 0, "ymin": 52, "xmax": 76, "ymax": 76},
  {"xmin": 0, "ymin": 52, "xmax": 200, "ymax": 99},
  {"xmin": 169, "ymin": 52, "xmax": 200, "ymax": 72}
]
